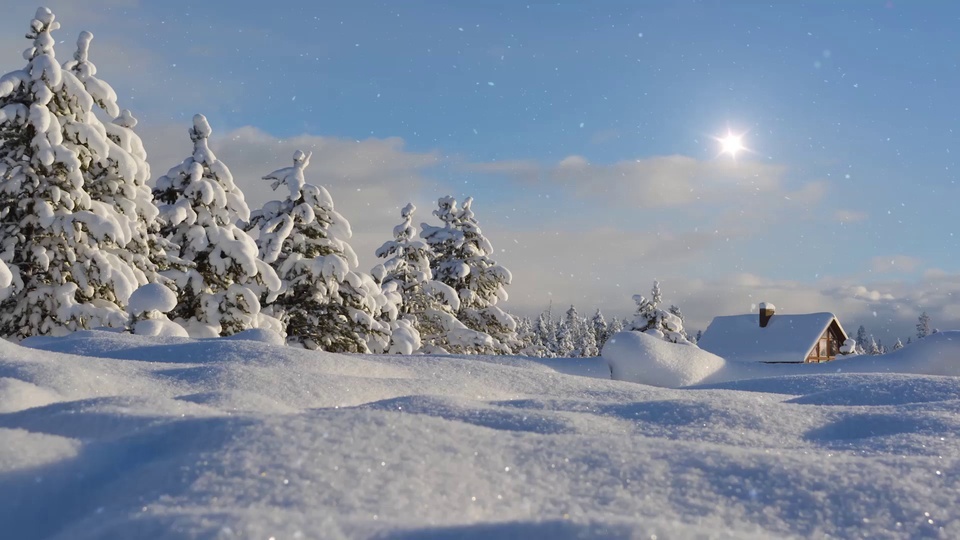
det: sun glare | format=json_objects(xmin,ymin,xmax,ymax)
[{"xmin": 718, "ymin": 133, "xmax": 744, "ymax": 157}]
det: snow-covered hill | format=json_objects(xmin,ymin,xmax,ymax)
[{"xmin": 1, "ymin": 331, "xmax": 958, "ymax": 538}]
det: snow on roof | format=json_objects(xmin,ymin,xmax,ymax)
[{"xmin": 697, "ymin": 312, "xmax": 838, "ymax": 363}]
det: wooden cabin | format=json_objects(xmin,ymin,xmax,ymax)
[{"xmin": 697, "ymin": 302, "xmax": 850, "ymax": 364}]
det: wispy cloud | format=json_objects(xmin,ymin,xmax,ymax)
[
  {"xmin": 870, "ymin": 255, "xmax": 922, "ymax": 274},
  {"xmin": 464, "ymin": 154, "xmax": 791, "ymax": 209}
]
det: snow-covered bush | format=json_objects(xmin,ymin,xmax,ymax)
[
  {"xmin": 839, "ymin": 338, "xmax": 858, "ymax": 356},
  {"xmin": 246, "ymin": 151, "xmax": 390, "ymax": 352},
  {"xmin": 127, "ymin": 283, "xmax": 187, "ymax": 337},
  {"xmin": 153, "ymin": 115, "xmax": 280, "ymax": 337}
]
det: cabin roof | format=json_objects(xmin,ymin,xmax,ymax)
[{"xmin": 698, "ymin": 312, "xmax": 844, "ymax": 363}]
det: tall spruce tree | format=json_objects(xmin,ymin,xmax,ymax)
[
  {"xmin": 153, "ymin": 115, "xmax": 280, "ymax": 337},
  {"xmin": 247, "ymin": 150, "xmax": 391, "ymax": 351},
  {"xmin": 0, "ymin": 8, "xmax": 147, "ymax": 337}
]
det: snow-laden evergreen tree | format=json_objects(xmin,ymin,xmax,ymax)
[
  {"xmin": 514, "ymin": 316, "xmax": 543, "ymax": 357},
  {"xmin": 245, "ymin": 150, "xmax": 393, "ymax": 351},
  {"xmin": 530, "ymin": 310, "xmax": 554, "ymax": 357},
  {"xmin": 893, "ymin": 338, "xmax": 904, "ymax": 351},
  {"xmin": 0, "ymin": 8, "xmax": 150, "ymax": 337},
  {"xmin": 580, "ymin": 315, "xmax": 599, "ymax": 357},
  {"xmin": 607, "ymin": 316, "xmax": 625, "ymax": 340},
  {"xmin": 917, "ymin": 311, "xmax": 931, "ymax": 339},
  {"xmin": 867, "ymin": 335, "xmax": 880, "ymax": 355},
  {"xmin": 668, "ymin": 304, "xmax": 690, "ymax": 342},
  {"xmin": 555, "ymin": 305, "xmax": 579, "ymax": 357},
  {"xmin": 421, "ymin": 196, "xmax": 518, "ymax": 353},
  {"xmin": 372, "ymin": 202, "xmax": 485, "ymax": 354},
  {"xmin": 153, "ymin": 115, "xmax": 280, "ymax": 337},
  {"xmin": 628, "ymin": 280, "xmax": 691, "ymax": 344},
  {"xmin": 855, "ymin": 325, "xmax": 868, "ymax": 355},
  {"xmin": 63, "ymin": 31, "xmax": 179, "ymax": 287},
  {"xmin": 590, "ymin": 308, "xmax": 608, "ymax": 348}
]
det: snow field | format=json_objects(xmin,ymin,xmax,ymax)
[{"xmin": 0, "ymin": 331, "xmax": 956, "ymax": 539}]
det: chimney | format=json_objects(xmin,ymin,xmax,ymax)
[{"xmin": 759, "ymin": 302, "xmax": 776, "ymax": 328}]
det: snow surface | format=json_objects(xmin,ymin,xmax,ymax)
[{"xmin": 2, "ymin": 330, "xmax": 958, "ymax": 538}]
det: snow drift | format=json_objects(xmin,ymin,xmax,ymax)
[
  {"xmin": 604, "ymin": 329, "xmax": 960, "ymax": 388},
  {"xmin": 1, "ymin": 330, "xmax": 958, "ymax": 539}
]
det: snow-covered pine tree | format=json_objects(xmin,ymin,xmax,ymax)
[
  {"xmin": 867, "ymin": 335, "xmax": 880, "ymax": 355},
  {"xmin": 247, "ymin": 150, "xmax": 391, "ymax": 351},
  {"xmin": 580, "ymin": 314, "xmax": 599, "ymax": 357},
  {"xmin": 590, "ymin": 308, "xmax": 608, "ymax": 348},
  {"xmin": 916, "ymin": 311, "xmax": 931, "ymax": 340},
  {"xmin": 0, "ymin": 8, "xmax": 149, "ymax": 337},
  {"xmin": 628, "ymin": 280, "xmax": 691, "ymax": 344},
  {"xmin": 514, "ymin": 316, "xmax": 544, "ymax": 357},
  {"xmin": 853, "ymin": 325, "xmax": 867, "ymax": 355},
  {"xmin": 668, "ymin": 304, "xmax": 690, "ymax": 342},
  {"xmin": 373, "ymin": 202, "xmax": 474, "ymax": 354},
  {"xmin": 153, "ymin": 114, "xmax": 280, "ymax": 337},
  {"xmin": 555, "ymin": 305, "xmax": 578, "ymax": 357},
  {"xmin": 607, "ymin": 317, "xmax": 625, "ymax": 339},
  {"xmin": 421, "ymin": 196, "xmax": 519, "ymax": 353},
  {"xmin": 63, "ymin": 31, "xmax": 179, "ymax": 287},
  {"xmin": 893, "ymin": 338, "xmax": 904, "ymax": 351},
  {"xmin": 531, "ymin": 310, "xmax": 554, "ymax": 357}
]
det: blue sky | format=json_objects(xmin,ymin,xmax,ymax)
[{"xmin": 1, "ymin": 0, "xmax": 958, "ymax": 342}]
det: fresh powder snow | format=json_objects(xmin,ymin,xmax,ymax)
[{"xmin": 0, "ymin": 330, "xmax": 956, "ymax": 538}]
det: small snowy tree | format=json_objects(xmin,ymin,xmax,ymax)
[
  {"xmin": 246, "ymin": 150, "xmax": 391, "ymax": 351},
  {"xmin": 421, "ymin": 196, "xmax": 519, "ymax": 354},
  {"xmin": 917, "ymin": 311, "xmax": 931, "ymax": 340},
  {"xmin": 153, "ymin": 115, "xmax": 280, "ymax": 337},
  {"xmin": 628, "ymin": 281, "xmax": 691, "ymax": 345},
  {"xmin": 0, "ymin": 9, "xmax": 149, "ymax": 337},
  {"xmin": 893, "ymin": 338, "xmax": 904, "ymax": 351},
  {"xmin": 867, "ymin": 335, "xmax": 880, "ymax": 355}
]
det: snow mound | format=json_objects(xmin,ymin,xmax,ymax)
[
  {"xmin": 602, "ymin": 330, "xmax": 725, "ymax": 387},
  {"xmin": 128, "ymin": 283, "xmax": 177, "ymax": 315},
  {"xmin": 133, "ymin": 318, "xmax": 189, "ymax": 338},
  {"xmin": 221, "ymin": 327, "xmax": 286, "ymax": 346},
  {"xmin": 2, "ymin": 331, "xmax": 960, "ymax": 538},
  {"xmin": 0, "ymin": 377, "xmax": 62, "ymax": 413},
  {"xmin": 0, "ymin": 428, "xmax": 80, "ymax": 473}
]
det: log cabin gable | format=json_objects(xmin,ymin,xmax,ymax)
[{"xmin": 805, "ymin": 319, "xmax": 848, "ymax": 363}]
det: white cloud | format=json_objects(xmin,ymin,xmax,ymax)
[
  {"xmin": 464, "ymin": 154, "xmax": 791, "ymax": 209},
  {"xmin": 869, "ymin": 255, "xmax": 922, "ymax": 274}
]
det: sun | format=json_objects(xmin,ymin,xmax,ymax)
[{"xmin": 718, "ymin": 133, "xmax": 744, "ymax": 157}]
